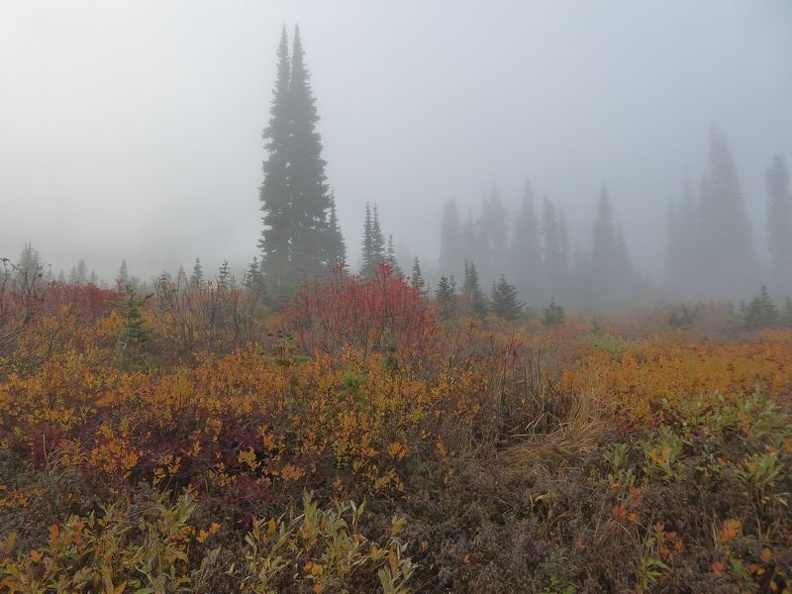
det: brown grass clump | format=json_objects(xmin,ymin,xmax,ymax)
[{"xmin": 495, "ymin": 386, "xmax": 607, "ymax": 478}]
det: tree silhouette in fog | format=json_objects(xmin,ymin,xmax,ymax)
[{"xmin": 258, "ymin": 26, "xmax": 345, "ymax": 297}]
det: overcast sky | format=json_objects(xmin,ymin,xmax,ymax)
[{"xmin": 1, "ymin": 1, "xmax": 790, "ymax": 283}]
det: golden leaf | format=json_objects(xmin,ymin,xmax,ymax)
[
  {"xmin": 760, "ymin": 547, "xmax": 772, "ymax": 563},
  {"xmin": 718, "ymin": 518, "xmax": 741, "ymax": 546}
]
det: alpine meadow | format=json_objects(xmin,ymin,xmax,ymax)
[{"xmin": 1, "ymin": 3, "xmax": 792, "ymax": 593}]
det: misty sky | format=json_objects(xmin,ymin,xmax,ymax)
[{"xmin": 1, "ymin": 1, "xmax": 790, "ymax": 284}]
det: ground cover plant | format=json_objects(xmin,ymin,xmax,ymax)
[{"xmin": 1, "ymin": 271, "xmax": 791, "ymax": 593}]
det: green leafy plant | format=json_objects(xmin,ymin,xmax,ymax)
[
  {"xmin": 641, "ymin": 426, "xmax": 685, "ymax": 482},
  {"xmin": 240, "ymin": 493, "xmax": 415, "ymax": 593}
]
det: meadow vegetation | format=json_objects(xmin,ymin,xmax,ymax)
[{"xmin": 1, "ymin": 266, "xmax": 791, "ymax": 593}]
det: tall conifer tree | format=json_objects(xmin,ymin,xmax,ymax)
[
  {"xmin": 510, "ymin": 179, "xmax": 543, "ymax": 302},
  {"xmin": 665, "ymin": 176, "xmax": 702, "ymax": 298},
  {"xmin": 411, "ymin": 257, "xmax": 427, "ymax": 292},
  {"xmin": 434, "ymin": 275, "xmax": 458, "ymax": 321},
  {"xmin": 490, "ymin": 274, "xmax": 523, "ymax": 321},
  {"xmin": 698, "ymin": 126, "xmax": 758, "ymax": 298},
  {"xmin": 386, "ymin": 234, "xmax": 402, "ymax": 275},
  {"xmin": 259, "ymin": 26, "xmax": 344, "ymax": 295},
  {"xmin": 542, "ymin": 196, "xmax": 567, "ymax": 300},
  {"xmin": 463, "ymin": 260, "xmax": 489, "ymax": 318},
  {"xmin": 478, "ymin": 183, "xmax": 509, "ymax": 283},
  {"xmin": 286, "ymin": 26, "xmax": 334, "ymax": 276},
  {"xmin": 371, "ymin": 204, "xmax": 385, "ymax": 266},
  {"xmin": 590, "ymin": 187, "xmax": 633, "ymax": 309},
  {"xmin": 116, "ymin": 259, "xmax": 129, "ymax": 290},
  {"xmin": 325, "ymin": 194, "xmax": 346, "ymax": 270},
  {"xmin": 190, "ymin": 258, "xmax": 205, "ymax": 289},
  {"xmin": 360, "ymin": 202, "xmax": 385, "ymax": 276},
  {"xmin": 360, "ymin": 201, "xmax": 374, "ymax": 275},
  {"xmin": 438, "ymin": 199, "xmax": 462, "ymax": 278},
  {"xmin": 259, "ymin": 27, "xmax": 292, "ymax": 289},
  {"xmin": 16, "ymin": 242, "xmax": 42, "ymax": 290}
]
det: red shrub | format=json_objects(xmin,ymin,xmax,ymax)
[
  {"xmin": 42, "ymin": 282, "xmax": 121, "ymax": 320},
  {"xmin": 277, "ymin": 263, "xmax": 437, "ymax": 365}
]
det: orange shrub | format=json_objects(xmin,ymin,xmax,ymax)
[{"xmin": 561, "ymin": 329, "xmax": 792, "ymax": 420}]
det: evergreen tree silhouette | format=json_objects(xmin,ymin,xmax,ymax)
[{"xmin": 259, "ymin": 26, "xmax": 344, "ymax": 296}]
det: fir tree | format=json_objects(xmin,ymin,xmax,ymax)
[
  {"xmin": 386, "ymin": 234, "xmax": 402, "ymax": 276},
  {"xmin": 77, "ymin": 260, "xmax": 88, "ymax": 285},
  {"xmin": 217, "ymin": 260, "xmax": 231, "ymax": 291},
  {"xmin": 510, "ymin": 179, "xmax": 543, "ymax": 302},
  {"xmin": 244, "ymin": 256, "xmax": 270, "ymax": 316},
  {"xmin": 439, "ymin": 199, "xmax": 462, "ymax": 278},
  {"xmin": 371, "ymin": 204, "xmax": 385, "ymax": 266},
  {"xmin": 360, "ymin": 201, "xmax": 385, "ymax": 276},
  {"xmin": 591, "ymin": 187, "xmax": 617, "ymax": 275},
  {"xmin": 665, "ymin": 176, "xmax": 702, "ymax": 299},
  {"xmin": 116, "ymin": 259, "xmax": 129, "ymax": 290},
  {"xmin": 411, "ymin": 257, "xmax": 427, "ymax": 293},
  {"xmin": 461, "ymin": 210, "xmax": 478, "ymax": 270},
  {"xmin": 244, "ymin": 256, "xmax": 263, "ymax": 289},
  {"xmin": 213, "ymin": 260, "xmax": 236, "ymax": 334},
  {"xmin": 542, "ymin": 297, "xmax": 566, "ymax": 327},
  {"xmin": 490, "ymin": 274, "xmax": 523, "ymax": 321},
  {"xmin": 360, "ymin": 201, "xmax": 374, "ymax": 275},
  {"xmin": 699, "ymin": 126, "xmax": 758, "ymax": 298},
  {"xmin": 258, "ymin": 27, "xmax": 292, "ymax": 289},
  {"xmin": 117, "ymin": 286, "xmax": 153, "ymax": 371},
  {"xmin": 176, "ymin": 266, "xmax": 188, "ymax": 288},
  {"xmin": 741, "ymin": 285, "xmax": 780, "ymax": 329},
  {"xmin": 190, "ymin": 258, "xmax": 205, "ymax": 289},
  {"xmin": 590, "ymin": 187, "xmax": 632, "ymax": 309},
  {"xmin": 154, "ymin": 271, "xmax": 175, "ymax": 313},
  {"xmin": 463, "ymin": 260, "xmax": 489, "ymax": 318},
  {"xmin": 542, "ymin": 196, "xmax": 566, "ymax": 299},
  {"xmin": 284, "ymin": 26, "xmax": 337, "ymax": 278},
  {"xmin": 16, "ymin": 242, "xmax": 42, "ymax": 289},
  {"xmin": 68, "ymin": 260, "xmax": 88, "ymax": 286},
  {"xmin": 325, "ymin": 194, "xmax": 346, "ymax": 269},
  {"xmin": 258, "ymin": 26, "xmax": 343, "ymax": 293},
  {"xmin": 434, "ymin": 275, "xmax": 457, "ymax": 321},
  {"xmin": 478, "ymin": 183, "xmax": 509, "ymax": 281}
]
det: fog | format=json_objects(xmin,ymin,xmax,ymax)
[{"xmin": 1, "ymin": 1, "xmax": 790, "ymax": 297}]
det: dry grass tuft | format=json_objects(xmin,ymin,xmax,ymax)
[{"xmin": 495, "ymin": 385, "xmax": 607, "ymax": 478}]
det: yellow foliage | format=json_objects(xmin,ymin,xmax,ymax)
[
  {"xmin": 717, "ymin": 518, "xmax": 742, "ymax": 547},
  {"xmin": 560, "ymin": 330, "xmax": 792, "ymax": 421}
]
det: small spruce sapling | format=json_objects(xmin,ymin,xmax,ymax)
[{"xmin": 117, "ymin": 285, "xmax": 153, "ymax": 370}]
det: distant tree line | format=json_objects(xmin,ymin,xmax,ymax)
[
  {"xmin": 252, "ymin": 27, "xmax": 792, "ymax": 316},
  {"xmin": 434, "ymin": 180, "xmax": 645, "ymax": 314},
  {"xmin": 9, "ymin": 29, "xmax": 791, "ymax": 324},
  {"xmin": 426, "ymin": 126, "xmax": 790, "ymax": 314}
]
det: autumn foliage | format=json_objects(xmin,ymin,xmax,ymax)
[
  {"xmin": 1, "ymin": 276, "xmax": 792, "ymax": 592},
  {"xmin": 277, "ymin": 263, "xmax": 437, "ymax": 365}
]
